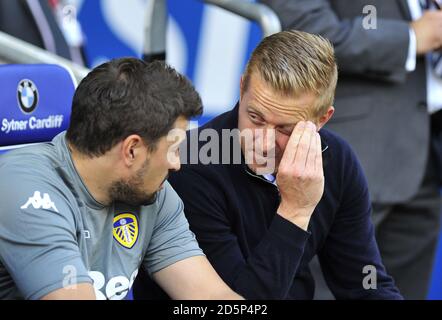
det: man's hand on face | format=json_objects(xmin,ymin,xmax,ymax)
[{"xmin": 276, "ymin": 121, "xmax": 324, "ymax": 231}]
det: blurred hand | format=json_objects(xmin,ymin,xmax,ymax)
[
  {"xmin": 276, "ymin": 121, "xmax": 324, "ymax": 231},
  {"xmin": 411, "ymin": 10, "xmax": 442, "ymax": 55}
]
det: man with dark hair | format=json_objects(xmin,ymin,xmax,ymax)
[{"xmin": 0, "ymin": 57, "xmax": 242, "ymax": 300}]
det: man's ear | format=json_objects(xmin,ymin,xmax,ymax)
[
  {"xmin": 317, "ymin": 106, "xmax": 335, "ymax": 130},
  {"xmin": 121, "ymin": 135, "xmax": 145, "ymax": 166},
  {"xmin": 239, "ymin": 75, "xmax": 245, "ymax": 102}
]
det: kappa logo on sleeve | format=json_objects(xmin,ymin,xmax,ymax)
[{"xmin": 20, "ymin": 191, "xmax": 59, "ymax": 212}]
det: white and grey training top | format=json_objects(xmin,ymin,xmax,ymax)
[{"xmin": 0, "ymin": 132, "xmax": 204, "ymax": 300}]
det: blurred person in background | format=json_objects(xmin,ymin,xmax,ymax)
[
  {"xmin": 0, "ymin": 0, "xmax": 86, "ymax": 65},
  {"xmin": 0, "ymin": 58, "xmax": 243, "ymax": 300},
  {"xmin": 261, "ymin": 0, "xmax": 442, "ymax": 299}
]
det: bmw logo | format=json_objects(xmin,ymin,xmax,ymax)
[{"xmin": 17, "ymin": 79, "xmax": 38, "ymax": 114}]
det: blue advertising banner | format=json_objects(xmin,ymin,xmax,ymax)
[{"xmin": 78, "ymin": 0, "xmax": 261, "ymax": 123}]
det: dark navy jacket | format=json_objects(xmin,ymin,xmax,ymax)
[{"xmin": 134, "ymin": 105, "xmax": 402, "ymax": 300}]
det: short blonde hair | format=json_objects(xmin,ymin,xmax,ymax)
[{"xmin": 243, "ymin": 30, "xmax": 338, "ymax": 117}]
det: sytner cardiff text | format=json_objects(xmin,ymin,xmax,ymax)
[{"xmin": 2, "ymin": 115, "xmax": 64, "ymax": 134}]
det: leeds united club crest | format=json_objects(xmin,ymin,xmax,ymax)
[{"xmin": 113, "ymin": 213, "xmax": 139, "ymax": 249}]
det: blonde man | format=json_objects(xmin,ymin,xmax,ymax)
[
  {"xmin": 134, "ymin": 30, "xmax": 402, "ymax": 299},
  {"xmin": 261, "ymin": 0, "xmax": 442, "ymax": 300}
]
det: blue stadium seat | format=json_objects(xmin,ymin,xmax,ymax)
[{"xmin": 0, "ymin": 64, "xmax": 76, "ymax": 154}]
